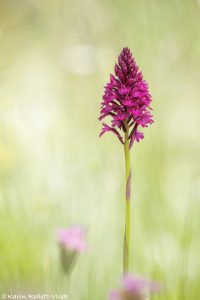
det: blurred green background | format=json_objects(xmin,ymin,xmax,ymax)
[{"xmin": 0, "ymin": 0, "xmax": 200, "ymax": 299}]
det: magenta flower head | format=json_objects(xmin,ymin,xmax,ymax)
[
  {"xmin": 57, "ymin": 226, "xmax": 86, "ymax": 274},
  {"xmin": 109, "ymin": 274, "xmax": 162, "ymax": 300},
  {"xmin": 99, "ymin": 47, "xmax": 153, "ymax": 148}
]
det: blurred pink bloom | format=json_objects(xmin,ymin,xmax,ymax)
[
  {"xmin": 57, "ymin": 226, "xmax": 86, "ymax": 252},
  {"xmin": 109, "ymin": 274, "xmax": 161, "ymax": 300},
  {"xmin": 57, "ymin": 226, "xmax": 86, "ymax": 275}
]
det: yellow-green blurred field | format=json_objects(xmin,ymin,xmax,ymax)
[{"xmin": 0, "ymin": 0, "xmax": 200, "ymax": 299}]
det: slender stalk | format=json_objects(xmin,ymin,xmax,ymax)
[
  {"xmin": 67, "ymin": 275, "xmax": 70, "ymax": 299},
  {"xmin": 123, "ymin": 121, "xmax": 131, "ymax": 273}
]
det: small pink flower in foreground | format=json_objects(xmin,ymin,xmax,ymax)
[
  {"xmin": 109, "ymin": 274, "xmax": 161, "ymax": 300},
  {"xmin": 57, "ymin": 226, "xmax": 86, "ymax": 252},
  {"xmin": 57, "ymin": 226, "xmax": 86, "ymax": 274},
  {"xmin": 99, "ymin": 47, "xmax": 153, "ymax": 148}
]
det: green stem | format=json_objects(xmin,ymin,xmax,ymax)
[
  {"xmin": 67, "ymin": 275, "xmax": 70, "ymax": 299},
  {"xmin": 123, "ymin": 121, "xmax": 131, "ymax": 273}
]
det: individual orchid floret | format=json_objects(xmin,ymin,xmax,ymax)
[
  {"xmin": 57, "ymin": 226, "xmax": 86, "ymax": 274},
  {"xmin": 109, "ymin": 274, "xmax": 162, "ymax": 300},
  {"xmin": 99, "ymin": 47, "xmax": 153, "ymax": 148}
]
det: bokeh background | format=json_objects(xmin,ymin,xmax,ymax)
[{"xmin": 0, "ymin": 0, "xmax": 200, "ymax": 299}]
